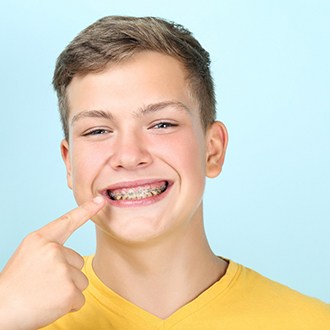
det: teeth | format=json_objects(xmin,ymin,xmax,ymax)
[{"xmin": 108, "ymin": 183, "xmax": 167, "ymax": 201}]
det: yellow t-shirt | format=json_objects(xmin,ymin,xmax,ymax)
[{"xmin": 41, "ymin": 256, "xmax": 330, "ymax": 329}]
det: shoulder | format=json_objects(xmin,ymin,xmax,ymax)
[{"xmin": 228, "ymin": 261, "xmax": 330, "ymax": 326}]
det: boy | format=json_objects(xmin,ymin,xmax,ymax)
[{"xmin": 0, "ymin": 16, "xmax": 329, "ymax": 330}]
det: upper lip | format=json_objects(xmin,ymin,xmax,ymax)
[{"xmin": 99, "ymin": 179, "xmax": 171, "ymax": 193}]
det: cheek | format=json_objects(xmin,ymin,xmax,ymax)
[
  {"xmin": 153, "ymin": 131, "xmax": 206, "ymax": 175},
  {"xmin": 70, "ymin": 144, "xmax": 105, "ymax": 197},
  {"xmin": 176, "ymin": 131, "xmax": 207, "ymax": 193}
]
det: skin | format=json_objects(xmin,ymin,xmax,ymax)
[
  {"xmin": 0, "ymin": 196, "xmax": 106, "ymax": 330},
  {"xmin": 62, "ymin": 51, "xmax": 229, "ymax": 318},
  {"xmin": 0, "ymin": 51, "xmax": 228, "ymax": 328}
]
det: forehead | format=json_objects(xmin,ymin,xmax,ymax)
[{"xmin": 65, "ymin": 51, "xmax": 199, "ymax": 119}]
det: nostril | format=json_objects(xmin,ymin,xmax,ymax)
[{"xmin": 111, "ymin": 153, "xmax": 152, "ymax": 170}]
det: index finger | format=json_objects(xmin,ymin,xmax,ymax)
[{"xmin": 38, "ymin": 196, "xmax": 105, "ymax": 245}]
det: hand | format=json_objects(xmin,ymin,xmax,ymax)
[{"xmin": 0, "ymin": 196, "xmax": 105, "ymax": 330}]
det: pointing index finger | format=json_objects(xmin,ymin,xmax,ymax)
[{"xmin": 38, "ymin": 196, "xmax": 105, "ymax": 245}]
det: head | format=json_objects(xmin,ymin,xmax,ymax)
[
  {"xmin": 53, "ymin": 16, "xmax": 216, "ymax": 140},
  {"xmin": 55, "ymin": 16, "xmax": 227, "ymax": 245}
]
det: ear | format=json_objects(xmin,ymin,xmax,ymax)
[
  {"xmin": 60, "ymin": 139, "xmax": 73, "ymax": 189},
  {"xmin": 205, "ymin": 121, "xmax": 228, "ymax": 178}
]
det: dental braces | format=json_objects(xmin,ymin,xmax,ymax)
[{"xmin": 109, "ymin": 184, "xmax": 167, "ymax": 201}]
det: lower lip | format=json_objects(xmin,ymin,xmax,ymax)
[{"xmin": 104, "ymin": 183, "xmax": 172, "ymax": 208}]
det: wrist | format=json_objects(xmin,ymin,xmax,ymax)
[
  {"xmin": 0, "ymin": 306, "xmax": 20, "ymax": 330},
  {"xmin": 0, "ymin": 280, "xmax": 29, "ymax": 330}
]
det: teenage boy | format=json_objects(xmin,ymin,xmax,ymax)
[{"xmin": 0, "ymin": 16, "xmax": 329, "ymax": 330}]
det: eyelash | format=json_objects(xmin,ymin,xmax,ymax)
[
  {"xmin": 151, "ymin": 122, "xmax": 178, "ymax": 129},
  {"xmin": 83, "ymin": 128, "xmax": 110, "ymax": 136},
  {"xmin": 82, "ymin": 121, "xmax": 178, "ymax": 137}
]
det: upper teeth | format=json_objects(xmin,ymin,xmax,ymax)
[{"xmin": 108, "ymin": 183, "xmax": 167, "ymax": 201}]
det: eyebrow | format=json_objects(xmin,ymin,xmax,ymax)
[
  {"xmin": 70, "ymin": 101, "xmax": 190, "ymax": 126},
  {"xmin": 71, "ymin": 110, "xmax": 113, "ymax": 126},
  {"xmin": 137, "ymin": 101, "xmax": 190, "ymax": 116}
]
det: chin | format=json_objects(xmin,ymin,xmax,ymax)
[{"xmin": 94, "ymin": 213, "xmax": 174, "ymax": 246}]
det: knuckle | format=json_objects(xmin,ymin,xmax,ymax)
[
  {"xmin": 71, "ymin": 292, "xmax": 86, "ymax": 311},
  {"xmin": 48, "ymin": 241, "xmax": 61, "ymax": 250},
  {"xmin": 67, "ymin": 285, "xmax": 78, "ymax": 299},
  {"xmin": 23, "ymin": 231, "xmax": 43, "ymax": 244},
  {"xmin": 64, "ymin": 248, "xmax": 85, "ymax": 268},
  {"xmin": 46, "ymin": 242, "xmax": 63, "ymax": 258},
  {"xmin": 81, "ymin": 273, "xmax": 89, "ymax": 290},
  {"xmin": 61, "ymin": 283, "xmax": 78, "ymax": 303},
  {"xmin": 57, "ymin": 213, "xmax": 76, "ymax": 233},
  {"xmin": 59, "ymin": 213, "xmax": 73, "ymax": 226},
  {"xmin": 20, "ymin": 231, "xmax": 48, "ymax": 251},
  {"xmin": 67, "ymin": 247, "xmax": 82, "ymax": 259},
  {"xmin": 76, "ymin": 255, "xmax": 85, "ymax": 269},
  {"xmin": 56, "ymin": 262, "xmax": 71, "ymax": 278}
]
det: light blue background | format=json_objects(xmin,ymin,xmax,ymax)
[{"xmin": 0, "ymin": 1, "xmax": 329, "ymax": 302}]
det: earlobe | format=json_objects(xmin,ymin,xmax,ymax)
[
  {"xmin": 60, "ymin": 139, "xmax": 73, "ymax": 189},
  {"xmin": 205, "ymin": 121, "xmax": 228, "ymax": 178}
]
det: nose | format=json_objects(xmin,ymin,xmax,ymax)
[{"xmin": 109, "ymin": 131, "xmax": 152, "ymax": 170}]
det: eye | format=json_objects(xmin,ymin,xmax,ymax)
[
  {"xmin": 82, "ymin": 128, "xmax": 111, "ymax": 136},
  {"xmin": 152, "ymin": 122, "xmax": 177, "ymax": 129}
]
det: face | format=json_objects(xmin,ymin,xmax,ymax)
[{"xmin": 62, "ymin": 51, "xmax": 227, "ymax": 244}]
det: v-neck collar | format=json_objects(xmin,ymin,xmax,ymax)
[{"xmin": 83, "ymin": 255, "xmax": 240, "ymax": 328}]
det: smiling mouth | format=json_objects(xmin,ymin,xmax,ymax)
[{"xmin": 106, "ymin": 181, "xmax": 169, "ymax": 201}]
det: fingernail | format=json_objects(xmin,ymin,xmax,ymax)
[{"xmin": 93, "ymin": 196, "xmax": 104, "ymax": 204}]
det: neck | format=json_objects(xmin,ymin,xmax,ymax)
[{"xmin": 93, "ymin": 215, "xmax": 228, "ymax": 319}]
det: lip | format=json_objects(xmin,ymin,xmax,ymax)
[{"xmin": 99, "ymin": 179, "xmax": 173, "ymax": 208}]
